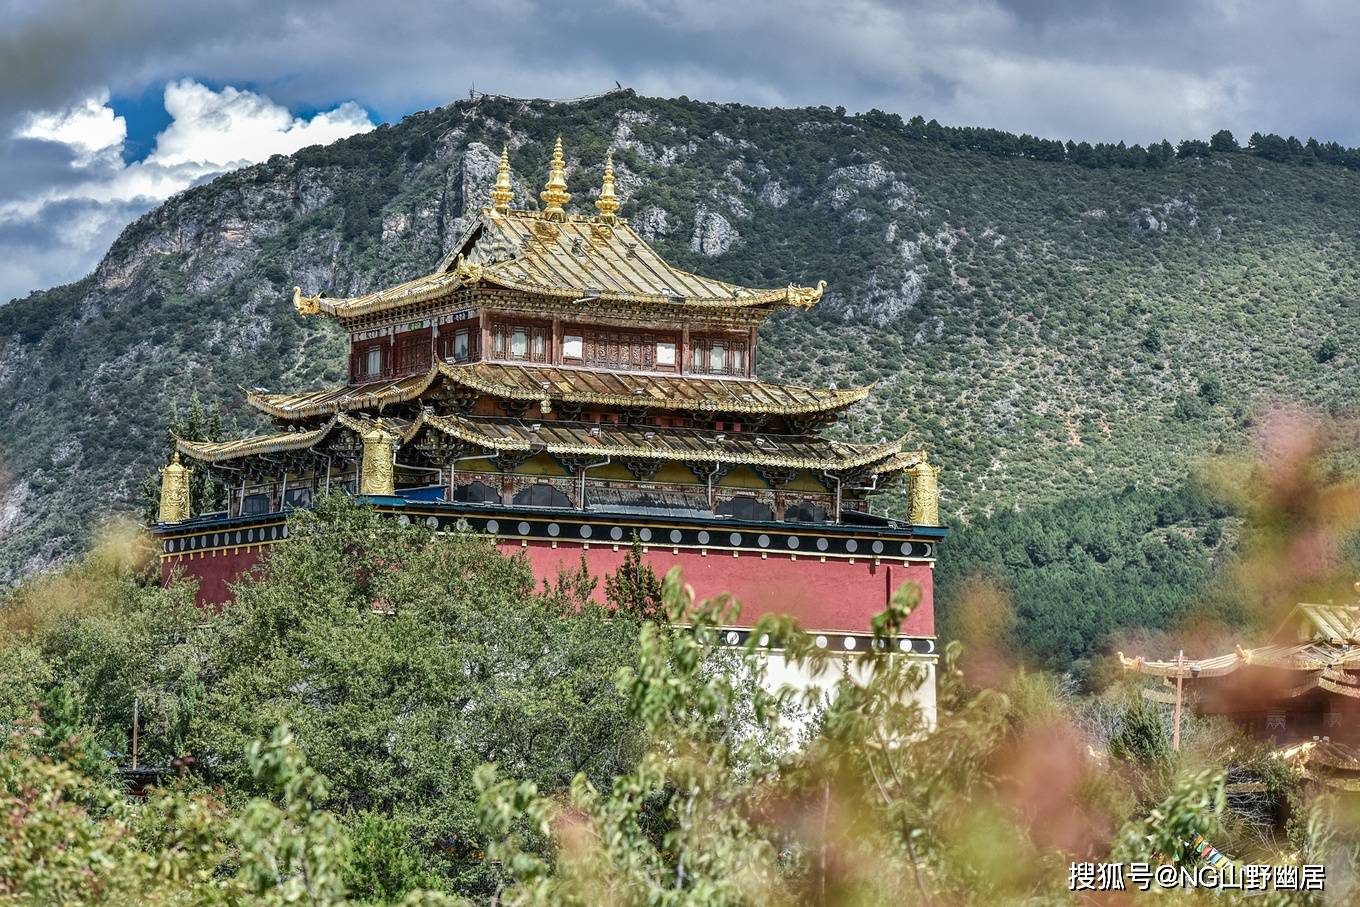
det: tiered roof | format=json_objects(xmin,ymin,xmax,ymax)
[
  {"xmin": 295, "ymin": 204, "xmax": 824, "ymax": 322},
  {"xmin": 180, "ymin": 138, "xmax": 925, "ymax": 493},
  {"xmin": 247, "ymin": 362, "xmax": 871, "ymax": 421},
  {"xmin": 179, "ymin": 412, "xmax": 917, "ymax": 475}
]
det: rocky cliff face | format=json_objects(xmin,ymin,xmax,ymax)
[{"xmin": 1, "ymin": 91, "xmax": 1357, "ymax": 583}]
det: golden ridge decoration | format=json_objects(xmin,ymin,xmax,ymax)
[
  {"xmin": 453, "ymin": 258, "xmax": 485, "ymax": 284},
  {"xmin": 293, "ymin": 286, "xmax": 322, "ymax": 316},
  {"xmin": 906, "ymin": 450, "xmax": 941, "ymax": 526},
  {"xmin": 595, "ymin": 152, "xmax": 620, "ymax": 222},
  {"xmin": 158, "ymin": 452, "xmax": 192, "ymax": 524},
  {"xmin": 786, "ymin": 280, "xmax": 827, "ymax": 307},
  {"xmin": 540, "ymin": 135, "xmax": 571, "ymax": 221},
  {"xmin": 491, "ymin": 145, "xmax": 514, "ymax": 214}
]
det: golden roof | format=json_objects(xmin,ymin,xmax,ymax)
[
  {"xmin": 1118, "ymin": 642, "xmax": 1360, "ymax": 679},
  {"xmin": 300, "ymin": 207, "xmax": 825, "ymax": 320},
  {"xmin": 175, "ymin": 420, "xmax": 339, "ymax": 463},
  {"xmin": 1118, "ymin": 602, "xmax": 1360, "ymax": 680},
  {"xmin": 247, "ymin": 361, "xmax": 871, "ymax": 420},
  {"xmin": 420, "ymin": 414, "xmax": 910, "ymax": 471},
  {"xmin": 179, "ymin": 410, "xmax": 915, "ymax": 475}
]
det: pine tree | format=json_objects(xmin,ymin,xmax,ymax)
[
  {"xmin": 603, "ymin": 534, "xmax": 664, "ymax": 621},
  {"xmin": 142, "ymin": 394, "xmax": 228, "ymax": 523}
]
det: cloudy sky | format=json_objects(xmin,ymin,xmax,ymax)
[{"xmin": 3, "ymin": 0, "xmax": 1358, "ymax": 303}]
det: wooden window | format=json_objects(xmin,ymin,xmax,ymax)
[
  {"xmin": 351, "ymin": 338, "xmax": 389, "ymax": 382},
  {"xmin": 393, "ymin": 329, "xmax": 432, "ymax": 375},
  {"xmin": 572, "ymin": 327, "xmax": 678, "ymax": 371},
  {"xmin": 438, "ymin": 319, "xmax": 478, "ymax": 362},
  {"xmin": 692, "ymin": 336, "xmax": 749, "ymax": 377},
  {"xmin": 491, "ymin": 320, "xmax": 550, "ymax": 363}
]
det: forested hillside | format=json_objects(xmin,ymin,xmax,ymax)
[{"xmin": 2, "ymin": 90, "xmax": 1357, "ymax": 660}]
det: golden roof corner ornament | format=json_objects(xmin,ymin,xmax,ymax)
[
  {"xmin": 786, "ymin": 279, "xmax": 827, "ymax": 307},
  {"xmin": 906, "ymin": 449, "xmax": 941, "ymax": 526},
  {"xmin": 491, "ymin": 144, "xmax": 514, "ymax": 214},
  {"xmin": 595, "ymin": 152, "xmax": 620, "ymax": 223},
  {"xmin": 158, "ymin": 451, "xmax": 193, "ymax": 524},
  {"xmin": 453, "ymin": 258, "xmax": 484, "ymax": 284},
  {"xmin": 540, "ymin": 135, "xmax": 571, "ymax": 222},
  {"xmin": 293, "ymin": 286, "xmax": 322, "ymax": 317}
]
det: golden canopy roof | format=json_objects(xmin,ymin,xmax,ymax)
[
  {"xmin": 297, "ymin": 209, "xmax": 825, "ymax": 321},
  {"xmin": 246, "ymin": 361, "xmax": 871, "ymax": 421},
  {"xmin": 178, "ymin": 411, "xmax": 917, "ymax": 476}
]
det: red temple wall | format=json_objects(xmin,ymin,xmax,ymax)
[
  {"xmin": 161, "ymin": 546, "xmax": 270, "ymax": 608},
  {"xmin": 503, "ymin": 540, "xmax": 933, "ymax": 636},
  {"xmin": 163, "ymin": 538, "xmax": 934, "ymax": 637}
]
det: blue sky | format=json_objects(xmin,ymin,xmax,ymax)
[{"xmin": 4, "ymin": 0, "xmax": 1360, "ymax": 303}]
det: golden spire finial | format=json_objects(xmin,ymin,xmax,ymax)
[
  {"xmin": 595, "ymin": 152, "xmax": 620, "ymax": 222},
  {"xmin": 491, "ymin": 144, "xmax": 513, "ymax": 214},
  {"xmin": 540, "ymin": 135, "xmax": 571, "ymax": 221}
]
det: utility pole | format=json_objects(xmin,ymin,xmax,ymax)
[
  {"xmin": 1172, "ymin": 650, "xmax": 1184, "ymax": 752},
  {"xmin": 131, "ymin": 697, "xmax": 140, "ymax": 770}
]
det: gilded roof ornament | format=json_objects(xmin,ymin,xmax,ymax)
[
  {"xmin": 785, "ymin": 280, "xmax": 827, "ymax": 307},
  {"xmin": 453, "ymin": 257, "xmax": 484, "ymax": 284},
  {"xmin": 293, "ymin": 286, "xmax": 322, "ymax": 316},
  {"xmin": 906, "ymin": 449, "xmax": 941, "ymax": 526},
  {"xmin": 595, "ymin": 152, "xmax": 620, "ymax": 222},
  {"xmin": 540, "ymin": 135, "xmax": 571, "ymax": 221},
  {"xmin": 158, "ymin": 452, "xmax": 192, "ymax": 524},
  {"xmin": 491, "ymin": 144, "xmax": 514, "ymax": 214}
]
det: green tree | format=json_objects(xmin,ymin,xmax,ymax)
[
  {"xmin": 603, "ymin": 534, "xmax": 664, "ymax": 621},
  {"xmin": 189, "ymin": 495, "xmax": 644, "ymax": 894},
  {"xmin": 1210, "ymin": 129, "xmax": 1240, "ymax": 152},
  {"xmin": 141, "ymin": 395, "xmax": 229, "ymax": 522}
]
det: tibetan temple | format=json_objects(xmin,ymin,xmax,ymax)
[
  {"xmin": 152, "ymin": 139, "xmax": 945, "ymax": 692},
  {"xmin": 1121, "ymin": 592, "xmax": 1360, "ymax": 791}
]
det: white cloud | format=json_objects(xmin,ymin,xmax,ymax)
[
  {"xmin": 17, "ymin": 89, "xmax": 127, "ymax": 166},
  {"xmin": 0, "ymin": 81, "xmax": 374, "ymax": 301},
  {"xmin": 149, "ymin": 79, "xmax": 373, "ymax": 167}
]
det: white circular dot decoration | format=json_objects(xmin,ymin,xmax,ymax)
[
  {"xmin": 579, "ymin": 525, "xmax": 592, "ymax": 538},
  {"xmin": 899, "ymin": 639, "xmax": 911, "ymax": 652},
  {"xmin": 726, "ymin": 631, "xmax": 740, "ymax": 645},
  {"xmin": 486, "ymin": 520, "xmax": 499, "ymax": 534},
  {"xmin": 845, "ymin": 539, "xmax": 857, "ymax": 553},
  {"xmin": 757, "ymin": 534, "xmax": 770, "ymax": 548},
  {"xmin": 758, "ymin": 634, "xmax": 770, "ymax": 647},
  {"xmin": 639, "ymin": 528, "xmax": 652, "ymax": 541},
  {"xmin": 426, "ymin": 516, "xmax": 439, "ymax": 529},
  {"xmin": 815, "ymin": 635, "xmax": 828, "ymax": 648},
  {"xmin": 843, "ymin": 637, "xmax": 857, "ymax": 650},
  {"xmin": 547, "ymin": 523, "xmax": 560, "ymax": 537},
  {"xmin": 697, "ymin": 530, "xmax": 710, "ymax": 544},
  {"xmin": 670, "ymin": 529, "xmax": 683, "ymax": 543},
  {"xmin": 610, "ymin": 526, "xmax": 623, "ymax": 540},
  {"xmin": 787, "ymin": 536, "xmax": 799, "ymax": 549},
  {"xmin": 517, "ymin": 521, "xmax": 531, "ymax": 535},
  {"xmin": 729, "ymin": 532, "xmax": 742, "ymax": 546}
]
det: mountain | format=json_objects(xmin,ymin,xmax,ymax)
[{"xmin": 2, "ymin": 91, "xmax": 1357, "ymax": 660}]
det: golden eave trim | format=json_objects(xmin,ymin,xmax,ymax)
[
  {"xmin": 247, "ymin": 370, "xmax": 440, "ymax": 419},
  {"xmin": 247, "ymin": 363, "xmax": 872, "ymax": 420},
  {"xmin": 175, "ymin": 419, "xmax": 340, "ymax": 463},
  {"xmin": 421, "ymin": 414, "xmax": 906, "ymax": 471}
]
